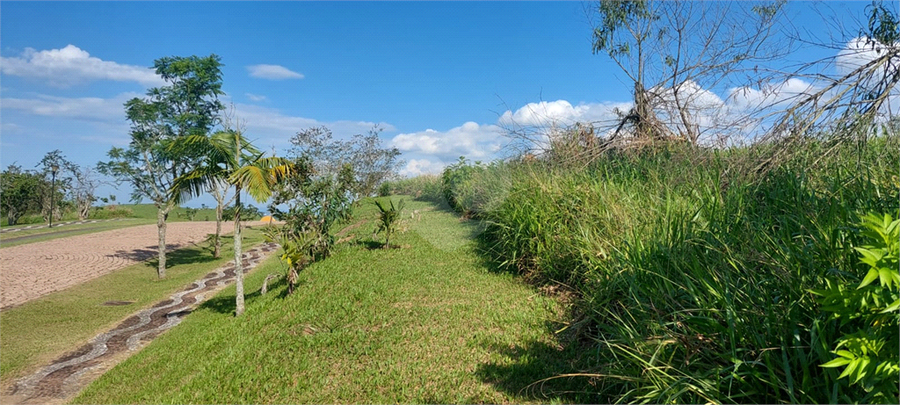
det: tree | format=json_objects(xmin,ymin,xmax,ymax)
[
  {"xmin": 289, "ymin": 125, "xmax": 403, "ymax": 197},
  {"xmin": 69, "ymin": 166, "xmax": 104, "ymax": 220},
  {"xmin": 590, "ymin": 0, "xmax": 788, "ymax": 146},
  {"xmin": 0, "ymin": 165, "xmax": 44, "ymax": 225},
  {"xmin": 37, "ymin": 150, "xmax": 104, "ymax": 220},
  {"xmin": 753, "ymin": 1, "xmax": 900, "ymax": 172},
  {"xmin": 98, "ymin": 54, "xmax": 225, "ymax": 279},
  {"xmin": 36, "ymin": 150, "xmax": 74, "ymax": 223},
  {"xmin": 170, "ymin": 129, "xmax": 294, "ymax": 316}
]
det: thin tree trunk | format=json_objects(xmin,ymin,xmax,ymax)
[
  {"xmin": 233, "ymin": 189, "xmax": 244, "ymax": 317},
  {"xmin": 156, "ymin": 206, "xmax": 168, "ymax": 279},
  {"xmin": 215, "ymin": 203, "xmax": 223, "ymax": 258}
]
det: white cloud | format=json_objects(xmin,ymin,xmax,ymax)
[
  {"xmin": 499, "ymin": 100, "xmax": 630, "ymax": 128},
  {"xmin": 391, "ymin": 121, "xmax": 503, "ymax": 162},
  {"xmin": 245, "ymin": 93, "xmax": 267, "ymax": 102},
  {"xmin": 836, "ymin": 37, "xmax": 899, "ymax": 77},
  {"xmin": 835, "ymin": 37, "xmax": 900, "ymax": 115},
  {"xmin": 727, "ymin": 78, "xmax": 818, "ymax": 111},
  {"xmin": 399, "ymin": 159, "xmax": 447, "ymax": 177},
  {"xmin": 232, "ymin": 103, "xmax": 394, "ymax": 148},
  {"xmin": 0, "ymin": 45, "xmax": 164, "ymax": 88},
  {"xmin": 247, "ymin": 64, "xmax": 304, "ymax": 80},
  {"xmin": 1, "ymin": 92, "xmax": 141, "ymax": 122}
]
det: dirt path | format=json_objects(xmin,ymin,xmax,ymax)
[
  {"xmin": 3, "ymin": 242, "xmax": 279, "ymax": 404},
  {"xmin": 0, "ymin": 222, "xmax": 261, "ymax": 310}
]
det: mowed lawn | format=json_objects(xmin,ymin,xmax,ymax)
[
  {"xmin": 0, "ymin": 204, "xmax": 228, "ymax": 247},
  {"xmin": 73, "ymin": 198, "xmax": 595, "ymax": 404},
  {"xmin": 0, "ymin": 229, "xmax": 267, "ymax": 387}
]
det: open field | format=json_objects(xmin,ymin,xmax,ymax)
[
  {"xmin": 0, "ymin": 219, "xmax": 153, "ymax": 248},
  {"xmin": 72, "ymin": 198, "xmax": 597, "ymax": 404}
]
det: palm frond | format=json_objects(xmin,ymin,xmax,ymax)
[
  {"xmin": 170, "ymin": 165, "xmax": 228, "ymax": 205},
  {"xmin": 230, "ymin": 165, "xmax": 276, "ymax": 202}
]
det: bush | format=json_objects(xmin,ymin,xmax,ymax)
[{"xmin": 89, "ymin": 205, "xmax": 133, "ymax": 219}]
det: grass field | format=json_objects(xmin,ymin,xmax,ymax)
[
  {"xmin": 0, "ymin": 228, "xmax": 267, "ymax": 388},
  {"xmin": 0, "ymin": 204, "xmax": 251, "ymax": 247},
  {"xmin": 0, "ymin": 219, "xmax": 153, "ymax": 248},
  {"xmin": 72, "ymin": 198, "xmax": 595, "ymax": 404},
  {"xmin": 0, "ymin": 203, "xmax": 243, "ymax": 228}
]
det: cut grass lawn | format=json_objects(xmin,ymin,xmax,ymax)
[
  {"xmin": 0, "ymin": 227, "xmax": 267, "ymax": 388},
  {"xmin": 0, "ymin": 203, "xmax": 240, "ymax": 247},
  {"xmin": 0, "ymin": 219, "xmax": 153, "ymax": 248},
  {"xmin": 72, "ymin": 197, "xmax": 597, "ymax": 404}
]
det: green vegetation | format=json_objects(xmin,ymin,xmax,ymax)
[
  {"xmin": 0, "ymin": 228, "xmax": 266, "ymax": 386},
  {"xmin": 379, "ymin": 174, "xmax": 442, "ymax": 202},
  {"xmin": 814, "ymin": 213, "xmax": 899, "ymax": 403},
  {"xmin": 73, "ymin": 199, "xmax": 590, "ymax": 404},
  {"xmin": 0, "ymin": 219, "xmax": 152, "ymax": 248},
  {"xmin": 436, "ymin": 135, "xmax": 899, "ymax": 403}
]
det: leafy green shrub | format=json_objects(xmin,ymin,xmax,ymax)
[{"xmin": 814, "ymin": 213, "xmax": 899, "ymax": 404}]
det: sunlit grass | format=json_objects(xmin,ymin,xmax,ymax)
[
  {"xmin": 72, "ymin": 199, "xmax": 596, "ymax": 404},
  {"xmin": 0, "ymin": 219, "xmax": 153, "ymax": 248},
  {"xmin": 0, "ymin": 228, "xmax": 266, "ymax": 387}
]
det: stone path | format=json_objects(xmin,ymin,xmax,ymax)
[
  {"xmin": 3, "ymin": 242, "xmax": 279, "ymax": 405},
  {"xmin": 0, "ymin": 221, "xmax": 255, "ymax": 310},
  {"xmin": 0, "ymin": 219, "xmax": 131, "ymax": 234}
]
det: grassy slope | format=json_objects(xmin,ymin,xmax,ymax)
[
  {"xmin": 73, "ymin": 198, "xmax": 593, "ymax": 404},
  {"xmin": 0, "ymin": 229, "xmax": 266, "ymax": 386}
]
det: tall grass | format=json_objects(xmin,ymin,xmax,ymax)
[
  {"xmin": 379, "ymin": 174, "xmax": 443, "ymax": 202},
  {"xmin": 443, "ymin": 135, "xmax": 899, "ymax": 403}
]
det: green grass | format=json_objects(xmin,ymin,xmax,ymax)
[
  {"xmin": 438, "ymin": 136, "xmax": 900, "ymax": 403},
  {"xmin": 0, "ymin": 204, "xmax": 239, "ymax": 247},
  {"xmin": 0, "ymin": 227, "xmax": 267, "ymax": 387},
  {"xmin": 0, "ymin": 219, "xmax": 153, "ymax": 248},
  {"xmin": 72, "ymin": 198, "xmax": 595, "ymax": 404},
  {"xmin": 1, "ymin": 203, "xmax": 228, "ymax": 228}
]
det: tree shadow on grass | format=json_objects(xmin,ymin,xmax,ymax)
[
  {"xmin": 144, "ymin": 244, "xmax": 219, "ymax": 269},
  {"xmin": 197, "ymin": 275, "xmax": 300, "ymax": 315},
  {"xmin": 474, "ymin": 337, "xmax": 605, "ymax": 403},
  {"xmin": 353, "ymin": 239, "xmax": 385, "ymax": 250}
]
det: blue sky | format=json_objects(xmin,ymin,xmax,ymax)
[{"xmin": 0, "ymin": 1, "xmax": 882, "ymax": 208}]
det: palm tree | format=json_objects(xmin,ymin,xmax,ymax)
[{"xmin": 171, "ymin": 129, "xmax": 294, "ymax": 316}]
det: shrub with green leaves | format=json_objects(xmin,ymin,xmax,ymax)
[{"xmin": 814, "ymin": 212, "xmax": 899, "ymax": 403}]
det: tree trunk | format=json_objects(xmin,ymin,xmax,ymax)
[
  {"xmin": 7, "ymin": 208, "xmax": 19, "ymax": 226},
  {"xmin": 156, "ymin": 206, "xmax": 168, "ymax": 279},
  {"xmin": 214, "ymin": 202, "xmax": 223, "ymax": 258},
  {"xmin": 233, "ymin": 189, "xmax": 244, "ymax": 317},
  {"xmin": 78, "ymin": 199, "xmax": 90, "ymax": 220}
]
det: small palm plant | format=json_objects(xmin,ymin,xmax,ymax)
[
  {"xmin": 264, "ymin": 226, "xmax": 317, "ymax": 295},
  {"xmin": 373, "ymin": 198, "xmax": 405, "ymax": 249}
]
